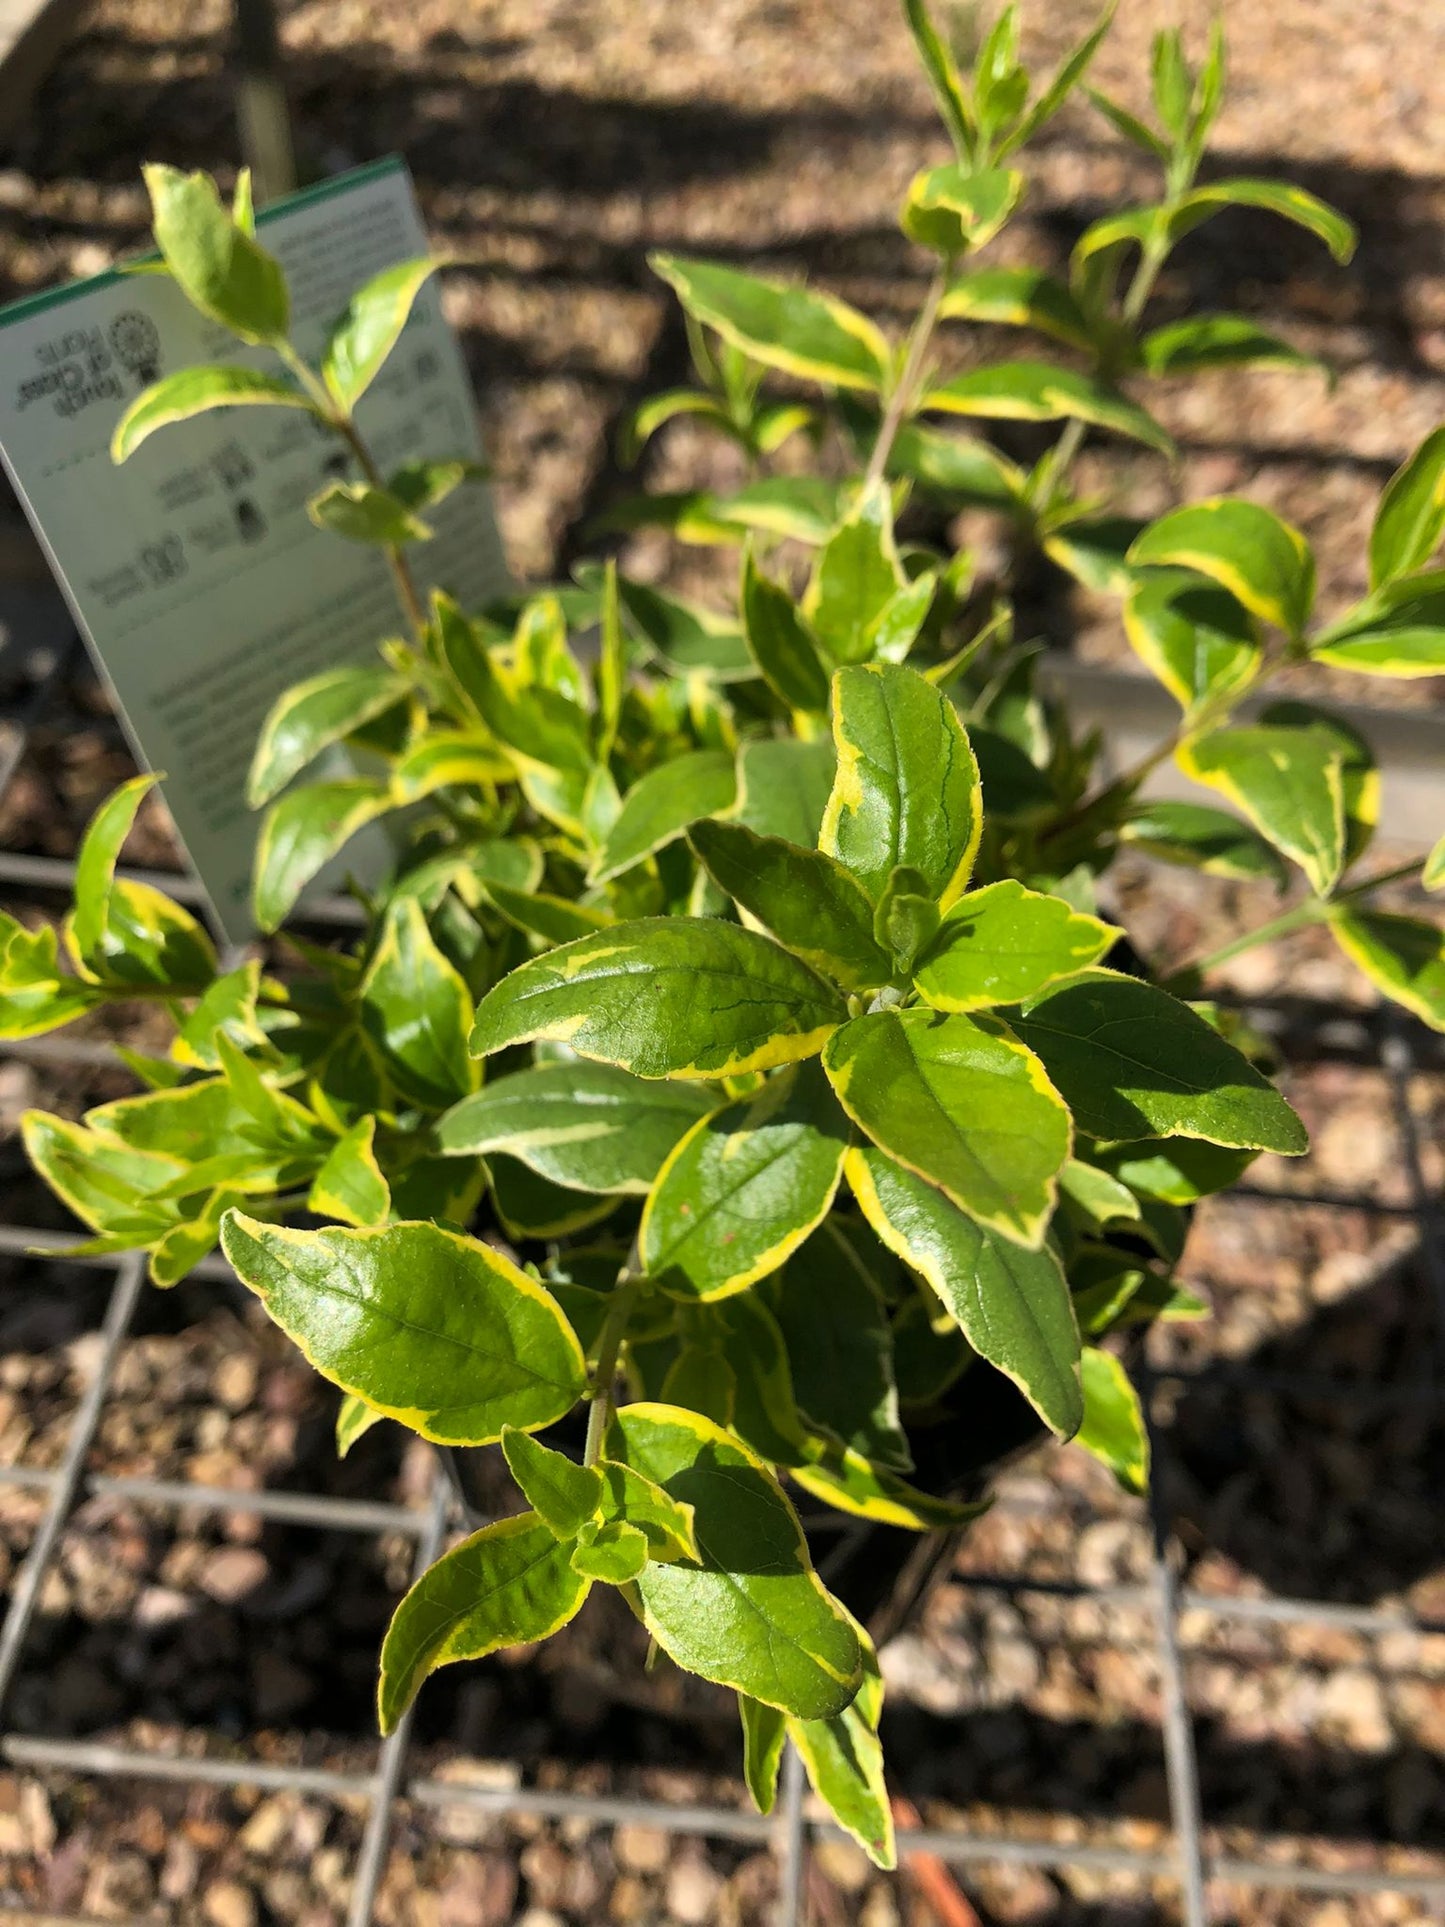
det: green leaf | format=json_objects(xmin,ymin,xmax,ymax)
[
  {"xmin": 789, "ymin": 1451, "xmax": 987, "ymax": 1530},
  {"xmin": 1141, "ymin": 315, "xmax": 1321, "ymax": 377},
  {"xmin": 434, "ymin": 597, "xmax": 592, "ymax": 774},
  {"xmin": 1180, "ymin": 177, "xmax": 1356, "ymax": 264},
  {"xmin": 1425, "ymin": 835, "xmax": 1445, "ymax": 892},
  {"xmin": 1312, "ymin": 571, "xmax": 1445, "ymax": 677},
  {"xmin": 309, "ymin": 1117, "xmax": 391, "ymax": 1227},
  {"xmin": 741, "ymin": 549, "xmax": 831, "ymax": 709},
  {"xmin": 821, "ymin": 662, "xmax": 981, "ymax": 909},
  {"xmin": 1259, "ymin": 701, "xmax": 1379, "ymax": 868},
  {"xmin": 488, "ymin": 1156, "xmax": 615, "ymax": 1241},
  {"xmin": 388, "ymin": 457, "xmax": 488, "ymax": 513},
  {"xmin": 1119, "ymin": 800, "xmax": 1288, "ymax": 885},
  {"xmin": 308, "ymin": 481, "xmax": 431, "ymax": 546},
  {"xmin": 1058, "ymin": 1158, "xmax": 1141, "ymax": 1231},
  {"xmin": 143, "ymin": 163, "xmax": 288, "ymax": 343},
  {"xmin": 1150, "ymin": 27, "xmax": 1191, "ymax": 136},
  {"xmin": 1122, "ymin": 568, "xmax": 1260, "ymax": 713},
  {"xmin": 900, "ymin": 0, "xmax": 975, "ymax": 157},
  {"xmin": 824, "ymin": 1009, "xmax": 1070, "ymax": 1247},
  {"xmin": 469, "ymin": 919, "xmax": 847, "ymax": 1080},
  {"xmin": 914, "ymin": 879, "xmax": 1119, "ymax": 1011},
  {"xmin": 253, "ymin": 778, "xmax": 393, "ymax": 934},
  {"xmin": 112, "ymin": 366, "xmax": 315, "ymax": 463},
  {"xmin": 596, "ymin": 1458, "xmax": 699, "ymax": 1564},
  {"xmin": 70, "ymin": 776, "xmax": 216, "ymax": 990},
  {"xmin": 248, "ymin": 665, "xmax": 410, "ymax": 806},
  {"xmin": 789, "ymin": 1622, "xmax": 895, "ymax": 1870},
  {"xmin": 610, "ymin": 576, "xmax": 753, "ymax": 682},
  {"xmin": 608, "ymin": 1402, "xmax": 862, "ymax": 1719},
  {"xmin": 887, "ymin": 419, "xmax": 1025, "ymax": 508},
  {"xmin": 650, "ymin": 254, "xmax": 890, "ymax": 393},
  {"xmin": 322, "ymin": 256, "xmax": 440, "ymax": 409},
  {"xmin": 846, "ymin": 1143, "xmax": 1081, "ymax": 1437},
  {"xmin": 21, "ymin": 1109, "xmax": 186, "ymax": 1240},
  {"xmin": 1370, "ymin": 428, "xmax": 1445, "ymax": 588},
  {"xmin": 570, "ymin": 1519, "xmax": 649, "ymax": 1583},
  {"xmin": 688, "ymin": 820, "xmax": 893, "ymax": 991},
  {"xmin": 1075, "ymin": 1347, "xmax": 1149, "ymax": 1493},
  {"xmin": 1177, "ymin": 724, "xmax": 1344, "ymax": 895},
  {"xmin": 219, "ymin": 1213, "xmax": 587, "ymax": 1446},
  {"xmin": 1097, "ymin": 1137, "xmax": 1256, "ymax": 1205},
  {"xmin": 735, "ymin": 739, "xmax": 835, "ymax": 847},
  {"xmin": 360, "ymin": 899, "xmax": 477, "ymax": 1110},
  {"xmin": 872, "ymin": 865, "xmax": 940, "ymax": 976},
  {"xmin": 0, "ymin": 917, "xmax": 102, "ymax": 1038},
  {"xmin": 335, "ymin": 1392, "xmax": 384, "ymax": 1458},
  {"xmin": 501, "ymin": 1425, "xmax": 602, "ymax": 1538},
  {"xmin": 902, "ymin": 164, "xmax": 1023, "ymax": 256},
  {"xmin": 1329, "ymin": 910, "xmax": 1445, "ymax": 1032},
  {"xmin": 765, "ymin": 1219, "xmax": 911, "ymax": 1473},
  {"xmin": 923, "ymin": 361, "xmax": 1173, "ymax": 457},
  {"xmin": 641, "ymin": 1061, "xmax": 850, "ymax": 1301},
  {"xmin": 938, "ymin": 266, "xmax": 1093, "ymax": 349},
  {"xmin": 1084, "ymin": 86, "xmax": 1169, "ymax": 159},
  {"xmin": 389, "ymin": 731, "xmax": 513, "ymax": 803},
  {"xmin": 802, "ymin": 482, "xmax": 906, "ymax": 666},
  {"xmin": 1012, "ymin": 969, "xmax": 1308, "ymax": 1154},
  {"xmin": 1042, "ymin": 515, "xmax": 1145, "ymax": 595},
  {"xmin": 590, "ymin": 750, "xmax": 737, "ymax": 884},
  {"xmin": 377, "ymin": 1512, "xmax": 589, "ymax": 1731},
  {"xmin": 436, "ymin": 1062, "xmax": 714, "ymax": 1195},
  {"xmin": 1129, "ymin": 499, "xmax": 1315, "ymax": 637},
  {"xmin": 739, "ymin": 1697, "xmax": 786, "ymax": 1815}
]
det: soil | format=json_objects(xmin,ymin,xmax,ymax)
[{"xmin": 2, "ymin": 1, "xmax": 1445, "ymax": 1923}]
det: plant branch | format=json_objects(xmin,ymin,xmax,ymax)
[
  {"xmin": 863, "ymin": 263, "xmax": 951, "ymax": 493},
  {"xmin": 277, "ymin": 341, "xmax": 428, "ymax": 644},
  {"xmin": 1180, "ymin": 857, "xmax": 1427, "ymax": 977},
  {"xmin": 583, "ymin": 1250, "xmax": 643, "ymax": 1468}
]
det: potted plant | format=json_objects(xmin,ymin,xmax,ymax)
[{"xmin": 6, "ymin": 0, "xmax": 1444, "ymax": 1869}]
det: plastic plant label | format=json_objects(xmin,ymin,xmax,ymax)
[{"xmin": 0, "ymin": 157, "xmax": 508, "ymax": 942}]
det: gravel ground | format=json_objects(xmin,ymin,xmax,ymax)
[{"xmin": 3, "ymin": 1, "xmax": 1445, "ymax": 1923}]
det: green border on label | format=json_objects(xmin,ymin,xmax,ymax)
[{"xmin": 0, "ymin": 156, "xmax": 407, "ymax": 331}]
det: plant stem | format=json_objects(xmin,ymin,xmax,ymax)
[
  {"xmin": 583, "ymin": 1257, "xmax": 643, "ymax": 1468},
  {"xmin": 277, "ymin": 341, "xmax": 428, "ymax": 644},
  {"xmin": 863, "ymin": 262, "xmax": 951, "ymax": 492},
  {"xmin": 1181, "ymin": 858, "xmax": 1427, "ymax": 977}
]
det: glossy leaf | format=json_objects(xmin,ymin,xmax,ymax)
[
  {"xmin": 112, "ymin": 366, "xmax": 315, "ymax": 463},
  {"xmin": 650, "ymin": 254, "xmax": 890, "ymax": 393},
  {"xmin": 902, "ymin": 163, "xmax": 1022, "ymax": 256},
  {"xmin": 389, "ymin": 731, "xmax": 513, "ymax": 803},
  {"xmin": 469, "ymin": 919, "xmax": 847, "ymax": 1080},
  {"xmin": 821, "ymin": 662, "xmax": 981, "ymax": 908},
  {"xmin": 0, "ymin": 917, "xmax": 101, "ymax": 1038},
  {"xmin": 789, "ymin": 1622, "xmax": 895, "ymax": 1869},
  {"xmin": 1075, "ymin": 1347, "xmax": 1149, "ymax": 1493},
  {"xmin": 789, "ymin": 1452, "xmax": 988, "ymax": 1530},
  {"xmin": 1370, "ymin": 429, "xmax": 1445, "ymax": 588},
  {"xmin": 734, "ymin": 738, "xmax": 835, "ymax": 848},
  {"xmin": 590, "ymin": 750, "xmax": 737, "ymax": 883},
  {"xmin": 248, "ymin": 665, "xmax": 410, "ymax": 806},
  {"xmin": 688, "ymin": 819, "xmax": 893, "ymax": 990},
  {"xmin": 434, "ymin": 597, "xmax": 591, "ymax": 773},
  {"xmin": 436, "ymin": 1062, "xmax": 714, "ymax": 1194},
  {"xmin": 143, "ymin": 163, "xmax": 288, "ymax": 343},
  {"xmin": 501, "ymin": 1425, "xmax": 602, "ymax": 1539},
  {"xmin": 1119, "ymin": 800, "xmax": 1288, "ymax": 885},
  {"xmin": 1141, "ymin": 316, "xmax": 1320, "ymax": 376},
  {"xmin": 1177, "ymin": 725, "xmax": 1344, "ymax": 896},
  {"xmin": 608, "ymin": 1402, "xmax": 862, "ymax": 1718},
  {"xmin": 741, "ymin": 549, "xmax": 830, "ymax": 709},
  {"xmin": 360, "ymin": 899, "xmax": 477, "ymax": 1110},
  {"xmin": 888, "ymin": 419, "xmax": 1025, "ymax": 508},
  {"xmin": 219, "ymin": 1213, "xmax": 587, "ymax": 1445},
  {"xmin": 1260, "ymin": 701, "xmax": 1378, "ymax": 867},
  {"xmin": 335, "ymin": 1392, "xmax": 384, "ymax": 1458},
  {"xmin": 847, "ymin": 1144, "xmax": 1082, "ymax": 1438},
  {"xmin": 900, "ymin": 0, "xmax": 974, "ymax": 156},
  {"xmin": 1312, "ymin": 571, "xmax": 1445, "ymax": 677},
  {"xmin": 596, "ymin": 1459, "xmax": 699, "ymax": 1563},
  {"xmin": 1129, "ymin": 499, "xmax": 1315, "ymax": 636},
  {"xmin": 253, "ymin": 779, "xmax": 393, "ymax": 934},
  {"xmin": 378, "ymin": 1513, "xmax": 589, "ymax": 1731},
  {"xmin": 1425, "ymin": 835, "xmax": 1445, "ymax": 892},
  {"xmin": 1012, "ymin": 970, "xmax": 1308, "ymax": 1154},
  {"xmin": 71, "ymin": 776, "xmax": 216, "ymax": 991},
  {"xmin": 803, "ymin": 482, "xmax": 906, "ymax": 666},
  {"xmin": 570, "ymin": 1519, "xmax": 649, "ymax": 1583},
  {"xmin": 641, "ymin": 1060, "xmax": 850, "ymax": 1300},
  {"xmin": 323, "ymin": 257, "xmax": 439, "ymax": 409},
  {"xmin": 1180, "ymin": 177, "xmax": 1357, "ymax": 263},
  {"xmin": 1097, "ymin": 1137, "xmax": 1256, "ymax": 1205},
  {"xmin": 739, "ymin": 1697, "xmax": 786, "ymax": 1814},
  {"xmin": 938, "ymin": 266, "xmax": 1093, "ymax": 349},
  {"xmin": 1121, "ymin": 568, "xmax": 1260, "ymax": 713},
  {"xmin": 823, "ymin": 1009, "xmax": 1070, "ymax": 1248},
  {"xmin": 309, "ymin": 1117, "xmax": 391, "ymax": 1227},
  {"xmin": 308, "ymin": 481, "xmax": 431, "ymax": 545},
  {"xmin": 915, "ymin": 880, "xmax": 1119, "ymax": 1011},
  {"xmin": 923, "ymin": 361, "xmax": 1174, "ymax": 457},
  {"xmin": 1329, "ymin": 910, "xmax": 1445, "ymax": 1032},
  {"xmin": 611, "ymin": 577, "xmax": 753, "ymax": 682}
]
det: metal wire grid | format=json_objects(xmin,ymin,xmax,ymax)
[{"xmin": 2, "ymin": 657, "xmax": 1445, "ymax": 1925}]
